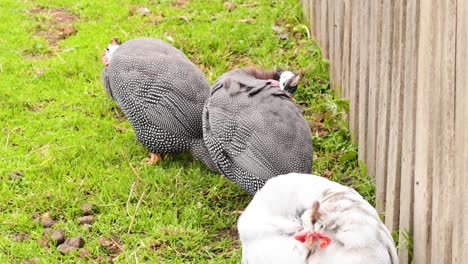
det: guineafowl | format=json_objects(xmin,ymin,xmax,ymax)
[
  {"xmin": 237, "ymin": 173, "xmax": 398, "ymax": 264},
  {"xmin": 101, "ymin": 37, "xmax": 216, "ymax": 170},
  {"xmin": 203, "ymin": 68, "xmax": 312, "ymax": 194}
]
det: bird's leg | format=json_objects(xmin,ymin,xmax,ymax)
[{"xmin": 144, "ymin": 153, "xmax": 161, "ymax": 165}]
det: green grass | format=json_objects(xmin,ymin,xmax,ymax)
[{"xmin": 0, "ymin": 0, "xmax": 374, "ymax": 262}]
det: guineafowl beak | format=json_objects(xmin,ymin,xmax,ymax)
[
  {"xmin": 102, "ymin": 37, "xmax": 121, "ymax": 66},
  {"xmin": 102, "ymin": 50, "xmax": 110, "ymax": 65}
]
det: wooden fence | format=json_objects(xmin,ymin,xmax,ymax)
[{"xmin": 301, "ymin": 0, "xmax": 468, "ymax": 263}]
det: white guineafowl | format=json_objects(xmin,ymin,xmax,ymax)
[
  {"xmin": 203, "ymin": 68, "xmax": 312, "ymax": 194},
  {"xmin": 238, "ymin": 173, "xmax": 398, "ymax": 264},
  {"xmin": 101, "ymin": 37, "xmax": 216, "ymax": 170}
]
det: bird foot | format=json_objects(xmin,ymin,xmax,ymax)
[{"xmin": 144, "ymin": 153, "xmax": 161, "ymax": 165}]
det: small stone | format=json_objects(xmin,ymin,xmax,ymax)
[
  {"xmin": 14, "ymin": 233, "xmax": 30, "ymax": 242},
  {"xmin": 57, "ymin": 243, "xmax": 77, "ymax": 255},
  {"xmin": 78, "ymin": 215, "xmax": 95, "ymax": 225},
  {"xmin": 80, "ymin": 203, "xmax": 93, "ymax": 215},
  {"xmin": 41, "ymin": 213, "xmax": 55, "ymax": 228},
  {"xmin": 39, "ymin": 236, "xmax": 49, "ymax": 247},
  {"xmin": 10, "ymin": 171, "xmax": 24, "ymax": 180},
  {"xmin": 78, "ymin": 248, "xmax": 90, "ymax": 258},
  {"xmin": 59, "ymin": 25, "xmax": 77, "ymax": 37},
  {"xmin": 22, "ymin": 257, "xmax": 39, "ymax": 264},
  {"xmin": 43, "ymin": 228, "xmax": 53, "ymax": 236},
  {"xmin": 67, "ymin": 236, "xmax": 85, "ymax": 248},
  {"xmin": 41, "ymin": 219, "xmax": 55, "ymax": 228},
  {"xmin": 279, "ymin": 33, "xmax": 289, "ymax": 40},
  {"xmin": 51, "ymin": 229, "xmax": 65, "ymax": 245},
  {"xmin": 32, "ymin": 212, "xmax": 41, "ymax": 223},
  {"xmin": 136, "ymin": 6, "xmax": 151, "ymax": 15},
  {"xmin": 224, "ymin": 2, "xmax": 237, "ymax": 11},
  {"xmin": 81, "ymin": 223, "xmax": 92, "ymax": 232}
]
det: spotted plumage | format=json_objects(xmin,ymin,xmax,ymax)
[
  {"xmin": 238, "ymin": 173, "xmax": 398, "ymax": 264},
  {"xmin": 203, "ymin": 68, "xmax": 313, "ymax": 194},
  {"xmin": 101, "ymin": 37, "xmax": 216, "ymax": 170}
]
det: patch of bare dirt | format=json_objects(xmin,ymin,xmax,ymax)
[
  {"xmin": 98, "ymin": 236, "xmax": 124, "ymax": 255},
  {"xmin": 309, "ymin": 114, "xmax": 338, "ymax": 138},
  {"xmin": 30, "ymin": 7, "xmax": 78, "ymax": 49},
  {"xmin": 172, "ymin": 0, "xmax": 189, "ymax": 8},
  {"xmin": 128, "ymin": 5, "xmax": 151, "ymax": 16},
  {"xmin": 216, "ymin": 226, "xmax": 241, "ymax": 251},
  {"xmin": 321, "ymin": 169, "xmax": 333, "ymax": 179},
  {"xmin": 149, "ymin": 239, "xmax": 171, "ymax": 251}
]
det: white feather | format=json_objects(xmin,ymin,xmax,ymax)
[
  {"xmin": 238, "ymin": 173, "xmax": 398, "ymax": 264},
  {"xmin": 279, "ymin": 71, "xmax": 295, "ymax": 90}
]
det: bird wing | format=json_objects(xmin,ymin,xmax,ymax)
[
  {"xmin": 206, "ymin": 74, "xmax": 312, "ymax": 180},
  {"xmin": 109, "ymin": 42, "xmax": 209, "ymax": 140}
]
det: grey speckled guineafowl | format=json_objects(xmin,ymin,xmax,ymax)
[
  {"xmin": 101, "ymin": 37, "xmax": 216, "ymax": 170},
  {"xmin": 203, "ymin": 68, "xmax": 313, "ymax": 194}
]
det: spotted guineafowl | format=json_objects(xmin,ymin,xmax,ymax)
[
  {"xmin": 101, "ymin": 37, "xmax": 216, "ymax": 170},
  {"xmin": 203, "ymin": 68, "xmax": 313, "ymax": 194},
  {"xmin": 238, "ymin": 173, "xmax": 398, "ymax": 264}
]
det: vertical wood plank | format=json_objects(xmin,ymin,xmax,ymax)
[
  {"xmin": 384, "ymin": 0, "xmax": 405, "ymax": 231},
  {"xmin": 320, "ymin": 0, "xmax": 329, "ymax": 58},
  {"xmin": 430, "ymin": 0, "xmax": 456, "ymax": 263},
  {"xmin": 348, "ymin": 0, "xmax": 361, "ymax": 140},
  {"xmin": 301, "ymin": 0, "xmax": 309, "ymax": 24},
  {"xmin": 357, "ymin": 0, "xmax": 370, "ymax": 163},
  {"xmin": 333, "ymin": 0, "xmax": 344, "ymax": 95},
  {"xmin": 375, "ymin": 0, "xmax": 394, "ymax": 213},
  {"xmin": 454, "ymin": 2, "xmax": 468, "ymax": 262},
  {"xmin": 328, "ymin": 0, "xmax": 335, "ymax": 89},
  {"xmin": 314, "ymin": 0, "xmax": 321, "ymax": 53},
  {"xmin": 413, "ymin": 0, "xmax": 436, "ymax": 262},
  {"xmin": 366, "ymin": 0, "xmax": 383, "ymax": 179},
  {"xmin": 340, "ymin": 0, "xmax": 352, "ymax": 99},
  {"xmin": 309, "ymin": 0, "xmax": 316, "ymax": 38},
  {"xmin": 429, "ymin": 0, "xmax": 444, "ymax": 260},
  {"xmin": 398, "ymin": 0, "xmax": 419, "ymax": 262}
]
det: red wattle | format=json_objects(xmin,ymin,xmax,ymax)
[
  {"xmin": 102, "ymin": 54, "xmax": 109, "ymax": 65},
  {"xmin": 294, "ymin": 230, "xmax": 308, "ymax": 243}
]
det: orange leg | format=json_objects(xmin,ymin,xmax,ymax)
[{"xmin": 144, "ymin": 153, "xmax": 161, "ymax": 165}]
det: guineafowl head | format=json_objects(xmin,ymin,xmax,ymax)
[
  {"xmin": 276, "ymin": 70, "xmax": 300, "ymax": 94},
  {"xmin": 102, "ymin": 37, "xmax": 120, "ymax": 66}
]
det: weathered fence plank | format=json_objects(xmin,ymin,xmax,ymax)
[
  {"xmin": 357, "ymin": 0, "xmax": 370, "ymax": 163},
  {"xmin": 366, "ymin": 0, "xmax": 382, "ymax": 180},
  {"xmin": 340, "ymin": 0, "xmax": 352, "ymax": 98},
  {"xmin": 348, "ymin": 0, "xmax": 360, "ymax": 139},
  {"xmin": 384, "ymin": 0, "xmax": 405, "ymax": 231},
  {"xmin": 313, "ymin": 0, "xmax": 319, "ymax": 38},
  {"xmin": 430, "ymin": 1, "xmax": 456, "ymax": 263},
  {"xmin": 413, "ymin": 0, "xmax": 436, "ymax": 262},
  {"xmin": 454, "ymin": 2, "xmax": 468, "ymax": 263},
  {"xmin": 333, "ymin": 0, "xmax": 344, "ymax": 93},
  {"xmin": 320, "ymin": 0, "xmax": 328, "ymax": 57},
  {"xmin": 375, "ymin": 0, "xmax": 394, "ymax": 213},
  {"xmin": 397, "ymin": 0, "xmax": 419, "ymax": 262},
  {"xmin": 327, "ymin": 0, "xmax": 335, "ymax": 89}
]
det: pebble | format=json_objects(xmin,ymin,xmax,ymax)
[
  {"xmin": 51, "ymin": 229, "xmax": 65, "ymax": 245},
  {"xmin": 78, "ymin": 215, "xmax": 95, "ymax": 225}
]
